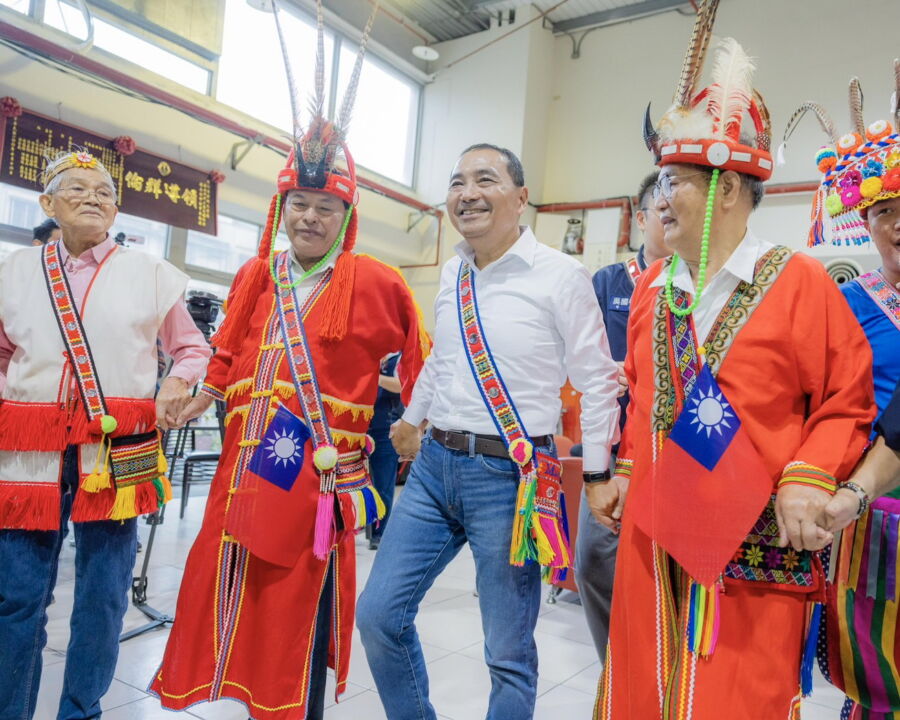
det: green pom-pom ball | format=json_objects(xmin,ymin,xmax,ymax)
[{"xmin": 100, "ymin": 414, "xmax": 118, "ymax": 434}]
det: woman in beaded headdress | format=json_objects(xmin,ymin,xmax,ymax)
[{"xmin": 784, "ymin": 62, "xmax": 900, "ymax": 720}]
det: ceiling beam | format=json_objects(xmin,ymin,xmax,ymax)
[{"xmin": 552, "ymin": 0, "xmax": 692, "ymax": 34}]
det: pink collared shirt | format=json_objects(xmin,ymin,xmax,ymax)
[{"xmin": 0, "ymin": 237, "xmax": 211, "ymax": 393}]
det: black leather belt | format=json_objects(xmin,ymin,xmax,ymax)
[{"xmin": 431, "ymin": 428, "xmax": 553, "ymax": 459}]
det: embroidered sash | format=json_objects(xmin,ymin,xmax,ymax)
[
  {"xmin": 41, "ymin": 240, "xmax": 168, "ymax": 519},
  {"xmin": 274, "ymin": 251, "xmax": 385, "ymax": 559},
  {"xmin": 856, "ymin": 270, "xmax": 900, "ymax": 333},
  {"xmin": 456, "ymin": 262, "xmax": 570, "ymax": 580}
]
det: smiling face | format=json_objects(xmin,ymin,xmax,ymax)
[
  {"xmin": 865, "ymin": 196, "xmax": 900, "ymax": 282},
  {"xmin": 282, "ymin": 189, "xmax": 347, "ymax": 266},
  {"xmin": 39, "ymin": 167, "xmax": 117, "ymax": 239},
  {"xmin": 446, "ymin": 148, "xmax": 527, "ymax": 244}
]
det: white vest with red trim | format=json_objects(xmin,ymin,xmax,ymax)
[{"xmin": 0, "ymin": 244, "xmax": 187, "ymax": 528}]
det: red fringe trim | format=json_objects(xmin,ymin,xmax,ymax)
[
  {"xmin": 211, "ymin": 257, "xmax": 269, "ymax": 354},
  {"xmin": 319, "ymin": 250, "xmax": 356, "ymax": 343},
  {"xmin": 72, "ymin": 478, "xmax": 161, "ymax": 522},
  {"xmin": 0, "ymin": 482, "xmax": 60, "ymax": 530},
  {"xmin": 71, "ymin": 484, "xmax": 115, "ymax": 522},
  {"xmin": 0, "ymin": 398, "xmax": 155, "ymax": 451}
]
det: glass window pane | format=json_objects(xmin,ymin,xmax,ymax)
[
  {"xmin": 110, "ymin": 211, "xmax": 169, "ymax": 258},
  {"xmin": 0, "ymin": 183, "xmax": 45, "ymax": 232},
  {"xmin": 44, "ymin": 1, "xmax": 210, "ymax": 94},
  {"xmin": 336, "ymin": 49, "xmax": 419, "ymax": 185},
  {"xmin": 0, "ymin": 0, "xmax": 29, "ymax": 14},
  {"xmin": 186, "ymin": 214, "xmax": 259, "ymax": 275},
  {"xmin": 218, "ymin": 0, "xmax": 333, "ymax": 130}
]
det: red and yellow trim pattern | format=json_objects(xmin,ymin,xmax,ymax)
[{"xmin": 778, "ymin": 461, "xmax": 838, "ymax": 495}]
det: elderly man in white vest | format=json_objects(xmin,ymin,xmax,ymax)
[{"xmin": 0, "ymin": 149, "xmax": 210, "ymax": 720}]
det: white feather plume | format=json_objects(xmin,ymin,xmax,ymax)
[
  {"xmin": 706, "ymin": 37, "xmax": 754, "ymax": 140},
  {"xmin": 658, "ymin": 103, "xmax": 715, "ymax": 142}
]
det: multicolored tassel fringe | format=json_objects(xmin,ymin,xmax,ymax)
[
  {"xmin": 686, "ymin": 578, "xmax": 722, "ymax": 657},
  {"xmin": 510, "ymin": 472, "xmax": 538, "ymax": 566}
]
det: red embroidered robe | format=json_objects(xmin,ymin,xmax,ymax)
[
  {"xmin": 596, "ymin": 252, "xmax": 875, "ymax": 720},
  {"xmin": 151, "ymin": 253, "xmax": 428, "ymax": 720}
]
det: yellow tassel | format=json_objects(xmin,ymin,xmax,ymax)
[
  {"xmin": 81, "ymin": 471, "xmax": 111, "ymax": 493},
  {"xmin": 109, "ymin": 485, "xmax": 137, "ymax": 521},
  {"xmin": 373, "ymin": 487, "xmax": 387, "ymax": 521},
  {"xmin": 159, "ymin": 474, "xmax": 173, "ymax": 504},
  {"xmin": 157, "ymin": 447, "xmax": 168, "ymax": 475},
  {"xmin": 531, "ymin": 520, "xmax": 554, "ymax": 566},
  {"xmin": 509, "ymin": 480, "xmax": 527, "ymax": 565}
]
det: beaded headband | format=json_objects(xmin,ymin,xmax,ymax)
[{"xmin": 40, "ymin": 150, "xmax": 109, "ymax": 191}]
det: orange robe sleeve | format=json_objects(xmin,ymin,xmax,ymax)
[{"xmin": 780, "ymin": 256, "xmax": 876, "ymax": 487}]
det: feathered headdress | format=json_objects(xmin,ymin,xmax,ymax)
[
  {"xmin": 643, "ymin": 0, "xmax": 773, "ymax": 180},
  {"xmin": 213, "ymin": 0, "xmax": 379, "ymax": 353},
  {"xmin": 782, "ymin": 61, "xmax": 900, "ymax": 247}
]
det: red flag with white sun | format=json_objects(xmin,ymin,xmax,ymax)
[{"xmin": 631, "ymin": 363, "xmax": 772, "ymax": 587}]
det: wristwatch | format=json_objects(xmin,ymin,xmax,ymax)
[
  {"xmin": 840, "ymin": 481, "xmax": 870, "ymax": 518},
  {"xmin": 583, "ymin": 470, "xmax": 611, "ymax": 485}
]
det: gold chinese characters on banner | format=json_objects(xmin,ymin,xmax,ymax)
[{"xmin": 0, "ymin": 109, "xmax": 218, "ymax": 234}]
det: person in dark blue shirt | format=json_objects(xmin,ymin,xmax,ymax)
[
  {"xmin": 574, "ymin": 170, "xmax": 671, "ymax": 656},
  {"xmin": 367, "ymin": 352, "xmax": 403, "ymax": 550}
]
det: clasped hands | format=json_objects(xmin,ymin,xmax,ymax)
[{"xmin": 587, "ymin": 477, "xmax": 862, "ymax": 552}]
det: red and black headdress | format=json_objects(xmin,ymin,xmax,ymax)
[{"xmin": 213, "ymin": 0, "xmax": 378, "ymax": 352}]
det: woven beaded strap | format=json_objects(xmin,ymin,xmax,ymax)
[
  {"xmin": 855, "ymin": 270, "xmax": 900, "ymax": 332},
  {"xmin": 777, "ymin": 461, "xmax": 838, "ymax": 496}
]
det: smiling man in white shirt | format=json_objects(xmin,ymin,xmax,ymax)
[{"xmin": 356, "ymin": 144, "xmax": 620, "ymax": 720}]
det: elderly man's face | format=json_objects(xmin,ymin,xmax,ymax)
[
  {"xmin": 447, "ymin": 149, "xmax": 527, "ymax": 242},
  {"xmin": 39, "ymin": 168, "xmax": 117, "ymax": 237},
  {"xmin": 282, "ymin": 189, "xmax": 347, "ymax": 265}
]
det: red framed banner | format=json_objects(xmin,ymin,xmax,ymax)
[{"xmin": 0, "ymin": 105, "xmax": 218, "ymax": 234}]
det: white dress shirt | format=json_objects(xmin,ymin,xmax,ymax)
[
  {"xmin": 403, "ymin": 227, "xmax": 620, "ymax": 471},
  {"xmin": 648, "ymin": 230, "xmax": 775, "ymax": 342},
  {"xmin": 290, "ymin": 249, "xmax": 339, "ymax": 306}
]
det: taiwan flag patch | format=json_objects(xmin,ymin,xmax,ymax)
[
  {"xmin": 631, "ymin": 363, "xmax": 772, "ymax": 587},
  {"xmin": 247, "ymin": 403, "xmax": 311, "ymax": 492}
]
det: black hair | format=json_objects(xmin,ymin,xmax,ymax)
[
  {"xmin": 637, "ymin": 170, "xmax": 660, "ymax": 210},
  {"xmin": 33, "ymin": 218, "xmax": 59, "ymax": 243},
  {"xmin": 460, "ymin": 143, "xmax": 525, "ymax": 187}
]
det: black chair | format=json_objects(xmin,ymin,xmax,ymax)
[{"xmin": 179, "ymin": 449, "xmax": 220, "ymax": 519}]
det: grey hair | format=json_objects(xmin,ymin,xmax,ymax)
[{"xmin": 41, "ymin": 149, "xmax": 115, "ymax": 194}]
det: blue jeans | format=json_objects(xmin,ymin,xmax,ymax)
[
  {"xmin": 0, "ymin": 446, "xmax": 137, "ymax": 720},
  {"xmin": 356, "ymin": 432, "xmax": 546, "ymax": 720},
  {"xmin": 369, "ymin": 425, "xmax": 399, "ymax": 541}
]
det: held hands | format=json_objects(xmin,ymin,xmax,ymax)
[
  {"xmin": 390, "ymin": 418, "xmax": 423, "ymax": 461},
  {"xmin": 615, "ymin": 361, "xmax": 628, "ymax": 398},
  {"xmin": 172, "ymin": 392, "xmax": 215, "ymax": 429},
  {"xmin": 586, "ymin": 475, "xmax": 630, "ymax": 534},
  {"xmin": 155, "ymin": 377, "xmax": 193, "ymax": 431},
  {"xmin": 774, "ymin": 484, "xmax": 834, "ymax": 552},
  {"xmin": 821, "ymin": 487, "xmax": 863, "ymax": 534}
]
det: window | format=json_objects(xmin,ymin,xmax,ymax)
[
  {"xmin": 217, "ymin": 0, "xmax": 334, "ymax": 131},
  {"xmin": 0, "ymin": 0, "xmax": 28, "ymax": 15},
  {"xmin": 186, "ymin": 214, "xmax": 259, "ymax": 275},
  {"xmin": 0, "ymin": 183, "xmax": 45, "ymax": 231},
  {"xmin": 43, "ymin": 1, "xmax": 210, "ymax": 94},
  {"xmin": 111, "ymin": 212, "xmax": 169, "ymax": 258},
  {"xmin": 218, "ymin": 0, "xmax": 420, "ymax": 185},
  {"xmin": 336, "ymin": 49, "xmax": 419, "ymax": 186}
]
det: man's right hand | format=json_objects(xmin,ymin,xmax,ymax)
[
  {"xmin": 391, "ymin": 418, "xmax": 422, "ymax": 461},
  {"xmin": 585, "ymin": 474, "xmax": 630, "ymax": 533},
  {"xmin": 174, "ymin": 393, "xmax": 215, "ymax": 428}
]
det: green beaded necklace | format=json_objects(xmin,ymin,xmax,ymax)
[
  {"xmin": 664, "ymin": 168, "xmax": 719, "ymax": 317},
  {"xmin": 269, "ymin": 195, "xmax": 354, "ymax": 290}
]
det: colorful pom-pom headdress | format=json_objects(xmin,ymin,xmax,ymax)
[
  {"xmin": 212, "ymin": 0, "xmax": 378, "ymax": 352},
  {"xmin": 782, "ymin": 62, "xmax": 900, "ymax": 247},
  {"xmin": 643, "ymin": 0, "xmax": 773, "ymax": 317}
]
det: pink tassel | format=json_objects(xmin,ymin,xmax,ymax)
[{"xmin": 313, "ymin": 492, "xmax": 335, "ymax": 560}]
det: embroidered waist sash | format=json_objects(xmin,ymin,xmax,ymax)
[{"xmin": 456, "ymin": 262, "xmax": 570, "ymax": 581}]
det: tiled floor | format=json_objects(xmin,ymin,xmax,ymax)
[{"xmin": 36, "ymin": 485, "xmax": 845, "ymax": 719}]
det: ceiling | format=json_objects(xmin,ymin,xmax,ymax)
[{"xmin": 377, "ymin": 0, "xmax": 695, "ymax": 43}]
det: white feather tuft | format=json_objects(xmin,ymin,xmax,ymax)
[
  {"xmin": 706, "ymin": 37, "xmax": 754, "ymax": 140},
  {"xmin": 658, "ymin": 104, "xmax": 715, "ymax": 142}
]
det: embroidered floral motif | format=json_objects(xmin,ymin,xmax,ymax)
[{"xmin": 745, "ymin": 546, "xmax": 764, "ymax": 566}]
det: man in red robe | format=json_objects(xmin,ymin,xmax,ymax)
[
  {"xmin": 149, "ymin": 5, "xmax": 429, "ymax": 718},
  {"xmin": 588, "ymin": 2, "xmax": 875, "ymax": 717}
]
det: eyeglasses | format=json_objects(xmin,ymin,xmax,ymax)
[
  {"xmin": 55, "ymin": 184, "xmax": 117, "ymax": 206},
  {"xmin": 652, "ymin": 172, "xmax": 709, "ymax": 201}
]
